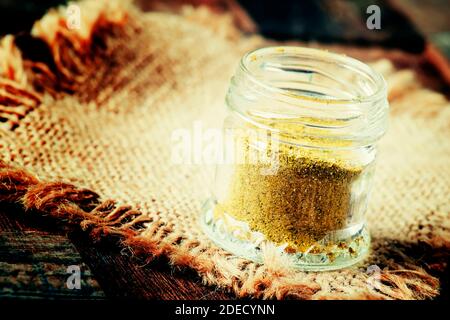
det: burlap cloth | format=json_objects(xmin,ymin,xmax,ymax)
[{"xmin": 1, "ymin": 0, "xmax": 449, "ymax": 299}]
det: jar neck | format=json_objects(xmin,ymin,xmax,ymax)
[{"xmin": 226, "ymin": 46, "xmax": 389, "ymax": 148}]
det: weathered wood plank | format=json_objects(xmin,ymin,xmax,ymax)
[
  {"xmin": 69, "ymin": 231, "xmax": 233, "ymax": 300},
  {"xmin": 0, "ymin": 231, "xmax": 105, "ymax": 299},
  {"xmin": 0, "ymin": 207, "xmax": 233, "ymax": 299}
]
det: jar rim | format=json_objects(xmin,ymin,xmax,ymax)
[
  {"xmin": 226, "ymin": 46, "xmax": 389, "ymax": 147},
  {"xmin": 239, "ymin": 46, "xmax": 387, "ymax": 106}
]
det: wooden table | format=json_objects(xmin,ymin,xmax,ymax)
[{"xmin": 0, "ymin": 205, "xmax": 232, "ymax": 299}]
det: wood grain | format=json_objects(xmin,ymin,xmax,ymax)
[
  {"xmin": 0, "ymin": 206, "xmax": 233, "ymax": 299},
  {"xmin": 0, "ymin": 230, "xmax": 104, "ymax": 299}
]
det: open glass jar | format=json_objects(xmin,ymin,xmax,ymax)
[{"xmin": 201, "ymin": 46, "xmax": 388, "ymax": 271}]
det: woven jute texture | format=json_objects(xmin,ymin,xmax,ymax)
[{"xmin": 1, "ymin": 0, "xmax": 449, "ymax": 299}]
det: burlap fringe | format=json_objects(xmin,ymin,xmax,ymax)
[{"xmin": 1, "ymin": 158, "xmax": 446, "ymax": 299}]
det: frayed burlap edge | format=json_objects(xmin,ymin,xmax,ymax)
[{"xmin": 0, "ymin": 158, "xmax": 446, "ymax": 300}]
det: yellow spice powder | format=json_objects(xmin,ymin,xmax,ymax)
[{"xmin": 214, "ymin": 129, "xmax": 362, "ymax": 252}]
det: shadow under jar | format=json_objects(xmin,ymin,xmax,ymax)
[{"xmin": 201, "ymin": 46, "xmax": 389, "ymax": 271}]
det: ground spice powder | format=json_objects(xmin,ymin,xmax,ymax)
[{"xmin": 214, "ymin": 131, "xmax": 363, "ymax": 252}]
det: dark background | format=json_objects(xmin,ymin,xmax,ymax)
[{"xmin": 1, "ymin": 0, "xmax": 449, "ymax": 56}]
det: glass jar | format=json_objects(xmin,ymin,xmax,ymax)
[{"xmin": 201, "ymin": 46, "xmax": 388, "ymax": 271}]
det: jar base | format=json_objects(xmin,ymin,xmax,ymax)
[{"xmin": 200, "ymin": 199, "xmax": 370, "ymax": 271}]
